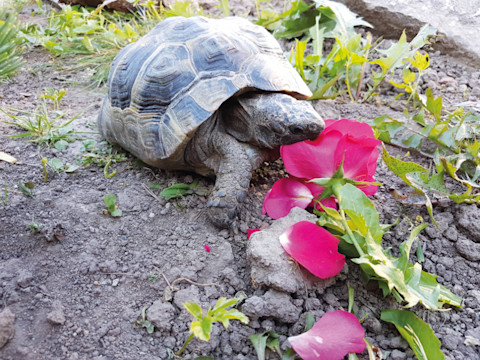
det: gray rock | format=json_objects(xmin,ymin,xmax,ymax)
[
  {"xmin": 0, "ymin": 308, "xmax": 15, "ymax": 348},
  {"xmin": 16, "ymin": 270, "xmax": 34, "ymax": 288},
  {"xmin": 173, "ymin": 285, "xmax": 201, "ymax": 309},
  {"xmin": 456, "ymin": 205, "xmax": 480, "ymax": 243},
  {"xmin": 47, "ymin": 300, "xmax": 66, "ymax": 325},
  {"xmin": 147, "ymin": 300, "xmax": 176, "ymax": 332},
  {"xmin": 443, "ymin": 332, "xmax": 461, "ymax": 350},
  {"xmin": 241, "ymin": 289, "xmax": 302, "ymax": 323},
  {"xmin": 456, "ymin": 238, "xmax": 480, "ymax": 261},
  {"xmin": 247, "ymin": 207, "xmax": 337, "ymax": 293},
  {"xmin": 390, "ymin": 349, "xmax": 407, "ymax": 360},
  {"xmin": 336, "ymin": 0, "xmax": 480, "ymax": 67}
]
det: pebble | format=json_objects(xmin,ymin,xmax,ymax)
[{"xmin": 456, "ymin": 238, "xmax": 480, "ymax": 261}]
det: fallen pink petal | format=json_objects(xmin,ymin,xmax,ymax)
[
  {"xmin": 288, "ymin": 310, "xmax": 366, "ymax": 360},
  {"xmin": 263, "ymin": 178, "xmax": 313, "ymax": 219},
  {"xmin": 247, "ymin": 229, "xmax": 260, "ymax": 239},
  {"xmin": 279, "ymin": 221, "xmax": 345, "ymax": 279},
  {"xmin": 203, "ymin": 244, "xmax": 211, "ymax": 253}
]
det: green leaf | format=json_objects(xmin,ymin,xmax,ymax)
[
  {"xmin": 104, "ymin": 193, "xmax": 117, "ymax": 208},
  {"xmin": 425, "ymin": 88, "xmax": 443, "ymax": 121},
  {"xmin": 250, "ymin": 333, "xmax": 268, "ymax": 360},
  {"xmin": 381, "ymin": 309, "xmax": 444, "ymax": 360},
  {"xmin": 338, "ymin": 184, "xmax": 383, "ymax": 242},
  {"xmin": 47, "ymin": 157, "xmax": 64, "ymax": 172},
  {"xmin": 394, "ymin": 224, "xmax": 428, "ymax": 272},
  {"xmin": 54, "ymin": 139, "xmax": 68, "ymax": 151},
  {"xmin": 223, "ymin": 308, "xmax": 249, "ymax": 325},
  {"xmin": 304, "ymin": 313, "xmax": 315, "ymax": 331},
  {"xmin": 382, "ymin": 147, "xmax": 427, "ymax": 184},
  {"xmin": 184, "ymin": 301, "xmax": 203, "ymax": 319},
  {"xmin": 18, "ymin": 181, "xmax": 34, "ymax": 197},
  {"xmin": 212, "ymin": 297, "xmax": 239, "ymax": 312},
  {"xmin": 110, "ymin": 209, "xmax": 122, "ymax": 217},
  {"xmin": 199, "ymin": 316, "xmax": 212, "ymax": 341}
]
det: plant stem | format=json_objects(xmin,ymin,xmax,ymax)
[
  {"xmin": 340, "ymin": 209, "xmax": 365, "ymax": 257},
  {"xmin": 345, "ymin": 61, "xmax": 355, "ymax": 102},
  {"xmin": 332, "ymin": 182, "xmax": 365, "ymax": 257},
  {"xmin": 176, "ymin": 332, "xmax": 194, "ymax": 356}
]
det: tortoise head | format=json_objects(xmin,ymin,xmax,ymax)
[{"xmin": 223, "ymin": 92, "xmax": 325, "ymax": 149}]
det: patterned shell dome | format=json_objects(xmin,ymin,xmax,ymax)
[{"xmin": 98, "ymin": 16, "xmax": 312, "ymax": 168}]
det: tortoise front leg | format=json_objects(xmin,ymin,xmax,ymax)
[{"xmin": 205, "ymin": 138, "xmax": 257, "ymax": 229}]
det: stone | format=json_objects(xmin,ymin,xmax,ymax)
[
  {"xmin": 456, "ymin": 205, "xmax": 480, "ymax": 243},
  {"xmin": 173, "ymin": 285, "xmax": 200, "ymax": 309},
  {"xmin": 247, "ymin": 207, "xmax": 337, "ymax": 293},
  {"xmin": 146, "ymin": 300, "xmax": 176, "ymax": 332},
  {"xmin": 336, "ymin": 0, "xmax": 480, "ymax": 67},
  {"xmin": 456, "ymin": 238, "xmax": 480, "ymax": 261},
  {"xmin": 0, "ymin": 308, "xmax": 15, "ymax": 349},
  {"xmin": 241, "ymin": 289, "xmax": 302, "ymax": 323},
  {"xmin": 47, "ymin": 301, "xmax": 66, "ymax": 325}
]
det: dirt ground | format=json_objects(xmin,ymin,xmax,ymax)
[{"xmin": 1, "ymin": 1, "xmax": 480, "ymax": 360}]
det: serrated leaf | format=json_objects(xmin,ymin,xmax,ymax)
[
  {"xmin": 382, "ymin": 147, "xmax": 428, "ymax": 185},
  {"xmin": 381, "ymin": 309, "xmax": 444, "ymax": 360},
  {"xmin": 184, "ymin": 301, "xmax": 203, "ymax": 319}
]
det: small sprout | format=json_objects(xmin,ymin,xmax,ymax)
[
  {"xmin": 28, "ymin": 221, "xmax": 43, "ymax": 234},
  {"xmin": 18, "ymin": 181, "xmax": 34, "ymax": 197},
  {"xmin": 135, "ymin": 307, "xmax": 154, "ymax": 334},
  {"xmin": 148, "ymin": 273, "xmax": 159, "ymax": 283},
  {"xmin": 1, "ymin": 184, "xmax": 7, "ymax": 206},
  {"xmin": 103, "ymin": 194, "xmax": 122, "ymax": 217},
  {"xmin": 177, "ymin": 297, "xmax": 248, "ymax": 356}
]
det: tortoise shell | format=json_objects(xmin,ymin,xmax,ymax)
[{"xmin": 98, "ymin": 16, "xmax": 312, "ymax": 169}]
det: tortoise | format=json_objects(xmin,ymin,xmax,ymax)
[{"xmin": 98, "ymin": 16, "xmax": 324, "ymax": 228}]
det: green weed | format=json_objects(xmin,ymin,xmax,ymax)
[
  {"xmin": 0, "ymin": 11, "xmax": 24, "ymax": 82},
  {"xmin": 18, "ymin": 1, "xmax": 202, "ymax": 86},
  {"xmin": 1, "ymin": 88, "xmax": 82, "ymax": 147},
  {"xmin": 27, "ymin": 220, "xmax": 43, "ymax": 233},
  {"xmin": 257, "ymin": 0, "xmax": 435, "ymax": 102},
  {"xmin": 18, "ymin": 181, "xmax": 34, "ymax": 197},
  {"xmin": 103, "ymin": 193, "xmax": 122, "ymax": 217},
  {"xmin": 177, "ymin": 297, "xmax": 249, "ymax": 356},
  {"xmin": 1, "ymin": 184, "xmax": 7, "ymax": 205},
  {"xmin": 79, "ymin": 139, "xmax": 127, "ymax": 178},
  {"xmin": 134, "ymin": 307, "xmax": 154, "ymax": 334}
]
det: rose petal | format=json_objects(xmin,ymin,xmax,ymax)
[
  {"xmin": 323, "ymin": 118, "xmax": 375, "ymax": 138},
  {"xmin": 288, "ymin": 310, "xmax": 366, "ymax": 360},
  {"xmin": 281, "ymin": 130, "xmax": 343, "ymax": 179},
  {"xmin": 279, "ymin": 221, "xmax": 345, "ymax": 279},
  {"xmin": 203, "ymin": 244, "xmax": 211, "ymax": 252},
  {"xmin": 335, "ymin": 135, "xmax": 381, "ymax": 180},
  {"xmin": 247, "ymin": 229, "xmax": 260, "ymax": 239},
  {"xmin": 263, "ymin": 178, "xmax": 313, "ymax": 220}
]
